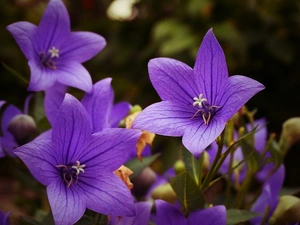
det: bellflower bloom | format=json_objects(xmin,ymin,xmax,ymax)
[
  {"xmin": 14, "ymin": 94, "xmax": 141, "ymax": 225},
  {"xmin": 44, "ymin": 78, "xmax": 131, "ymax": 131},
  {"xmin": 250, "ymin": 165, "xmax": 285, "ymax": 225},
  {"xmin": 7, "ymin": 0, "xmax": 106, "ymax": 92},
  {"xmin": 155, "ymin": 200, "xmax": 226, "ymax": 225},
  {"xmin": 133, "ymin": 29, "xmax": 265, "ymax": 157},
  {"xmin": 109, "ymin": 202, "xmax": 152, "ymax": 225}
]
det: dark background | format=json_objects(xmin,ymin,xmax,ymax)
[{"xmin": 0, "ymin": 0, "xmax": 300, "ymax": 212}]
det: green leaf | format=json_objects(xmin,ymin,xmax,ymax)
[
  {"xmin": 170, "ymin": 170, "xmax": 206, "ymax": 212},
  {"xmin": 2, "ymin": 61, "xmax": 29, "ymax": 84},
  {"xmin": 125, "ymin": 154, "xmax": 160, "ymax": 179},
  {"xmin": 182, "ymin": 147, "xmax": 200, "ymax": 185},
  {"xmin": 226, "ymin": 209, "xmax": 259, "ymax": 225},
  {"xmin": 269, "ymin": 195, "xmax": 300, "ymax": 225}
]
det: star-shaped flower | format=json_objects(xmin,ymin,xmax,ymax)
[
  {"xmin": 133, "ymin": 29, "xmax": 265, "ymax": 157},
  {"xmin": 14, "ymin": 94, "xmax": 141, "ymax": 225},
  {"xmin": 6, "ymin": 0, "xmax": 106, "ymax": 92},
  {"xmin": 155, "ymin": 200, "xmax": 226, "ymax": 225}
]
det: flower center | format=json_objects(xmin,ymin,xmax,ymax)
[
  {"xmin": 39, "ymin": 46, "xmax": 59, "ymax": 70},
  {"xmin": 191, "ymin": 94, "xmax": 220, "ymax": 125},
  {"xmin": 56, "ymin": 160, "xmax": 85, "ymax": 187}
]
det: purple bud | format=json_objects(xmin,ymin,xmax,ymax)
[{"xmin": 8, "ymin": 114, "xmax": 37, "ymax": 145}]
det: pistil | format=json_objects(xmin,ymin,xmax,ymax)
[{"xmin": 56, "ymin": 161, "xmax": 86, "ymax": 187}]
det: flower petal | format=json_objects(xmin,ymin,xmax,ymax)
[
  {"xmin": 133, "ymin": 101, "xmax": 195, "ymax": 137},
  {"xmin": 28, "ymin": 60, "xmax": 57, "ymax": 91},
  {"xmin": 217, "ymin": 75, "xmax": 265, "ymax": 122},
  {"xmin": 110, "ymin": 202, "xmax": 152, "ymax": 225},
  {"xmin": 148, "ymin": 58, "xmax": 197, "ymax": 105},
  {"xmin": 109, "ymin": 102, "xmax": 131, "ymax": 128},
  {"xmin": 188, "ymin": 205, "xmax": 226, "ymax": 225},
  {"xmin": 36, "ymin": 0, "xmax": 70, "ymax": 52},
  {"xmin": 6, "ymin": 22, "xmax": 37, "ymax": 60},
  {"xmin": 47, "ymin": 179, "xmax": 86, "ymax": 225},
  {"xmin": 81, "ymin": 78, "xmax": 113, "ymax": 132},
  {"xmin": 2, "ymin": 105, "xmax": 22, "ymax": 137},
  {"xmin": 78, "ymin": 128, "xmax": 141, "ymax": 171},
  {"xmin": 44, "ymin": 82, "xmax": 67, "ymax": 126},
  {"xmin": 56, "ymin": 61, "xmax": 93, "ymax": 93},
  {"xmin": 14, "ymin": 136, "xmax": 58, "ymax": 186},
  {"xmin": 79, "ymin": 173, "xmax": 135, "ymax": 216},
  {"xmin": 155, "ymin": 200, "xmax": 188, "ymax": 225},
  {"xmin": 182, "ymin": 118, "xmax": 225, "ymax": 157},
  {"xmin": 193, "ymin": 29, "xmax": 229, "ymax": 105},
  {"xmin": 60, "ymin": 31, "xmax": 106, "ymax": 63},
  {"xmin": 52, "ymin": 94, "xmax": 92, "ymax": 164}
]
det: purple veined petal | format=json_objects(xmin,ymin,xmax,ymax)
[
  {"xmin": 14, "ymin": 137, "xmax": 58, "ymax": 186},
  {"xmin": 36, "ymin": 0, "xmax": 70, "ymax": 52},
  {"xmin": 47, "ymin": 179, "xmax": 86, "ymax": 225},
  {"xmin": 60, "ymin": 31, "xmax": 106, "ymax": 63},
  {"xmin": 182, "ymin": 117, "xmax": 225, "ymax": 158},
  {"xmin": 250, "ymin": 165, "xmax": 285, "ymax": 225},
  {"xmin": 193, "ymin": 29, "xmax": 228, "ymax": 105},
  {"xmin": 28, "ymin": 60, "xmax": 57, "ymax": 91},
  {"xmin": 6, "ymin": 22, "xmax": 37, "ymax": 60},
  {"xmin": 52, "ymin": 94, "xmax": 92, "ymax": 165},
  {"xmin": 81, "ymin": 78, "xmax": 113, "ymax": 132},
  {"xmin": 110, "ymin": 201, "xmax": 152, "ymax": 225},
  {"xmin": 133, "ymin": 101, "xmax": 196, "ymax": 137},
  {"xmin": 188, "ymin": 205, "xmax": 226, "ymax": 225},
  {"xmin": 55, "ymin": 61, "xmax": 93, "ymax": 93},
  {"xmin": 44, "ymin": 82, "xmax": 67, "ymax": 126},
  {"xmin": 217, "ymin": 75, "xmax": 265, "ymax": 122},
  {"xmin": 78, "ymin": 128, "xmax": 141, "ymax": 172},
  {"xmin": 79, "ymin": 173, "xmax": 135, "ymax": 216},
  {"xmin": 148, "ymin": 58, "xmax": 198, "ymax": 105},
  {"xmin": 2, "ymin": 105, "xmax": 22, "ymax": 137},
  {"xmin": 0, "ymin": 136, "xmax": 18, "ymax": 157},
  {"xmin": 109, "ymin": 101, "xmax": 131, "ymax": 128},
  {"xmin": 155, "ymin": 200, "xmax": 188, "ymax": 225}
]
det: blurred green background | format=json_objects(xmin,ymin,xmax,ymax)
[{"xmin": 1, "ymin": 0, "xmax": 300, "ymax": 204}]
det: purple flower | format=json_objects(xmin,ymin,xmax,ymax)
[
  {"xmin": 7, "ymin": 0, "xmax": 106, "ymax": 92},
  {"xmin": 0, "ymin": 210, "xmax": 10, "ymax": 225},
  {"xmin": 155, "ymin": 200, "xmax": 226, "ymax": 225},
  {"xmin": 250, "ymin": 165, "xmax": 285, "ymax": 225},
  {"xmin": 207, "ymin": 119, "xmax": 271, "ymax": 183},
  {"xmin": 14, "ymin": 94, "xmax": 141, "ymax": 225},
  {"xmin": 109, "ymin": 202, "xmax": 152, "ymax": 225},
  {"xmin": 133, "ymin": 29, "xmax": 265, "ymax": 157},
  {"xmin": 44, "ymin": 78, "xmax": 131, "ymax": 131},
  {"xmin": 0, "ymin": 96, "xmax": 36, "ymax": 157}
]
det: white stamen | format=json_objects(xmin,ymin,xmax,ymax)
[
  {"xmin": 72, "ymin": 160, "xmax": 86, "ymax": 175},
  {"xmin": 193, "ymin": 94, "xmax": 207, "ymax": 108},
  {"xmin": 48, "ymin": 46, "xmax": 60, "ymax": 58}
]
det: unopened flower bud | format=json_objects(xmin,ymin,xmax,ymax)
[
  {"xmin": 151, "ymin": 183, "xmax": 177, "ymax": 204},
  {"xmin": 174, "ymin": 160, "xmax": 185, "ymax": 174},
  {"xmin": 279, "ymin": 117, "xmax": 300, "ymax": 152},
  {"xmin": 8, "ymin": 114, "xmax": 37, "ymax": 145},
  {"xmin": 131, "ymin": 167, "xmax": 157, "ymax": 198}
]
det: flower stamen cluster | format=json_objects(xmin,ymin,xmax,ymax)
[
  {"xmin": 39, "ymin": 46, "xmax": 60, "ymax": 70},
  {"xmin": 56, "ymin": 160, "xmax": 85, "ymax": 187},
  {"xmin": 192, "ymin": 94, "xmax": 221, "ymax": 125}
]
